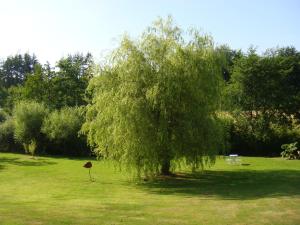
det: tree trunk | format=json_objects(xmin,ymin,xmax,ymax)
[{"xmin": 161, "ymin": 159, "xmax": 171, "ymax": 175}]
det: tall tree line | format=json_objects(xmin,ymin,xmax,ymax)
[{"xmin": 0, "ymin": 53, "xmax": 93, "ymax": 109}]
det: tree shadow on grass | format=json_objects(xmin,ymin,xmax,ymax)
[
  {"xmin": 0, "ymin": 156, "xmax": 57, "ymax": 167},
  {"xmin": 137, "ymin": 169, "xmax": 300, "ymax": 200}
]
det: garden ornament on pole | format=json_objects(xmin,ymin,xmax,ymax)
[{"xmin": 83, "ymin": 161, "xmax": 94, "ymax": 181}]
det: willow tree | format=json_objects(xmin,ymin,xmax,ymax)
[{"xmin": 82, "ymin": 18, "xmax": 225, "ymax": 176}]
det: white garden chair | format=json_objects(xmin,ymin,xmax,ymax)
[{"xmin": 226, "ymin": 154, "xmax": 241, "ymax": 164}]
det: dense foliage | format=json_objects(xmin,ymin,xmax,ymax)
[
  {"xmin": 13, "ymin": 101, "xmax": 48, "ymax": 154},
  {"xmin": 82, "ymin": 18, "xmax": 226, "ymax": 175},
  {"xmin": 42, "ymin": 107, "xmax": 88, "ymax": 156},
  {"xmin": 0, "ymin": 53, "xmax": 38, "ymax": 87},
  {"xmin": 281, "ymin": 142, "xmax": 300, "ymax": 160},
  {"xmin": 0, "ymin": 111, "xmax": 15, "ymax": 151},
  {"xmin": 0, "ymin": 53, "xmax": 93, "ymax": 110},
  {"xmin": 0, "ymin": 18, "xmax": 299, "ymax": 166},
  {"xmin": 225, "ymin": 47, "xmax": 300, "ymax": 155}
]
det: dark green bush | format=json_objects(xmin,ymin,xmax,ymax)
[
  {"xmin": 216, "ymin": 112, "xmax": 234, "ymax": 155},
  {"xmin": 0, "ymin": 116, "xmax": 16, "ymax": 152},
  {"xmin": 281, "ymin": 142, "xmax": 300, "ymax": 159},
  {"xmin": 42, "ymin": 107, "xmax": 89, "ymax": 156},
  {"xmin": 228, "ymin": 113, "xmax": 300, "ymax": 156}
]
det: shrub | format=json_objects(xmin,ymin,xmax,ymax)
[
  {"xmin": 228, "ymin": 112, "xmax": 300, "ymax": 156},
  {"xmin": 216, "ymin": 112, "xmax": 234, "ymax": 154},
  {"xmin": 13, "ymin": 101, "xmax": 48, "ymax": 153},
  {"xmin": 0, "ymin": 116, "xmax": 16, "ymax": 151},
  {"xmin": 281, "ymin": 142, "xmax": 300, "ymax": 160},
  {"xmin": 42, "ymin": 106, "xmax": 88, "ymax": 155}
]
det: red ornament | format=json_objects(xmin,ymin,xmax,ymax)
[
  {"xmin": 83, "ymin": 161, "xmax": 94, "ymax": 181},
  {"xmin": 83, "ymin": 161, "xmax": 92, "ymax": 168}
]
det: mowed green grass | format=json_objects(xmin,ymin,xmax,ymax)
[{"xmin": 0, "ymin": 153, "xmax": 299, "ymax": 225}]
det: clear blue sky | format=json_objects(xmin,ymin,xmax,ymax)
[{"xmin": 0, "ymin": 0, "xmax": 299, "ymax": 65}]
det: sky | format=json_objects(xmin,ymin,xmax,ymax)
[{"xmin": 0, "ymin": 0, "xmax": 299, "ymax": 65}]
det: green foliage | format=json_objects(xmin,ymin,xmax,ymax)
[
  {"xmin": 0, "ymin": 53, "xmax": 38, "ymax": 87},
  {"xmin": 48, "ymin": 53, "xmax": 94, "ymax": 108},
  {"xmin": 3, "ymin": 86, "xmax": 25, "ymax": 110},
  {"xmin": 1, "ymin": 53, "xmax": 94, "ymax": 111},
  {"xmin": 13, "ymin": 101, "xmax": 48, "ymax": 153},
  {"xmin": 216, "ymin": 112, "xmax": 234, "ymax": 153},
  {"xmin": 2, "ymin": 64, "xmax": 51, "ymax": 110},
  {"xmin": 281, "ymin": 142, "xmax": 300, "ymax": 160},
  {"xmin": 0, "ymin": 109, "xmax": 8, "ymax": 123},
  {"xmin": 21, "ymin": 64, "xmax": 50, "ymax": 104},
  {"xmin": 0, "ymin": 116, "xmax": 15, "ymax": 151},
  {"xmin": 215, "ymin": 45, "xmax": 243, "ymax": 83},
  {"xmin": 47, "ymin": 76, "xmax": 87, "ymax": 108},
  {"xmin": 0, "ymin": 117, "xmax": 14, "ymax": 140},
  {"xmin": 228, "ymin": 111, "xmax": 300, "ymax": 156},
  {"xmin": 1, "ymin": 54, "xmax": 93, "ymax": 155},
  {"xmin": 42, "ymin": 107, "xmax": 88, "ymax": 155},
  {"xmin": 83, "ymin": 18, "xmax": 225, "ymax": 176},
  {"xmin": 42, "ymin": 107, "xmax": 83, "ymax": 141},
  {"xmin": 0, "ymin": 85, "xmax": 8, "ymax": 108},
  {"xmin": 226, "ymin": 47, "xmax": 300, "ymax": 118}
]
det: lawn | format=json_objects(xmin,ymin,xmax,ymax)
[{"xmin": 0, "ymin": 153, "xmax": 299, "ymax": 225}]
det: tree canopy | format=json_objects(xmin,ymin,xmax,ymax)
[
  {"xmin": 0, "ymin": 53, "xmax": 38, "ymax": 87},
  {"xmin": 82, "ymin": 18, "xmax": 225, "ymax": 176}
]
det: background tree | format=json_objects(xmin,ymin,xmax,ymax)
[
  {"xmin": 1, "ymin": 53, "xmax": 94, "ymax": 110},
  {"xmin": 48, "ymin": 53, "xmax": 94, "ymax": 108},
  {"xmin": 216, "ymin": 45, "xmax": 243, "ymax": 82},
  {"xmin": 21, "ymin": 64, "xmax": 50, "ymax": 104},
  {"xmin": 227, "ymin": 47, "xmax": 300, "ymax": 119},
  {"xmin": 0, "ymin": 53, "xmax": 38, "ymax": 87},
  {"xmin": 276, "ymin": 47, "xmax": 300, "ymax": 119},
  {"xmin": 0, "ymin": 53, "xmax": 39, "ymax": 108},
  {"xmin": 82, "ymin": 18, "xmax": 225, "ymax": 176}
]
